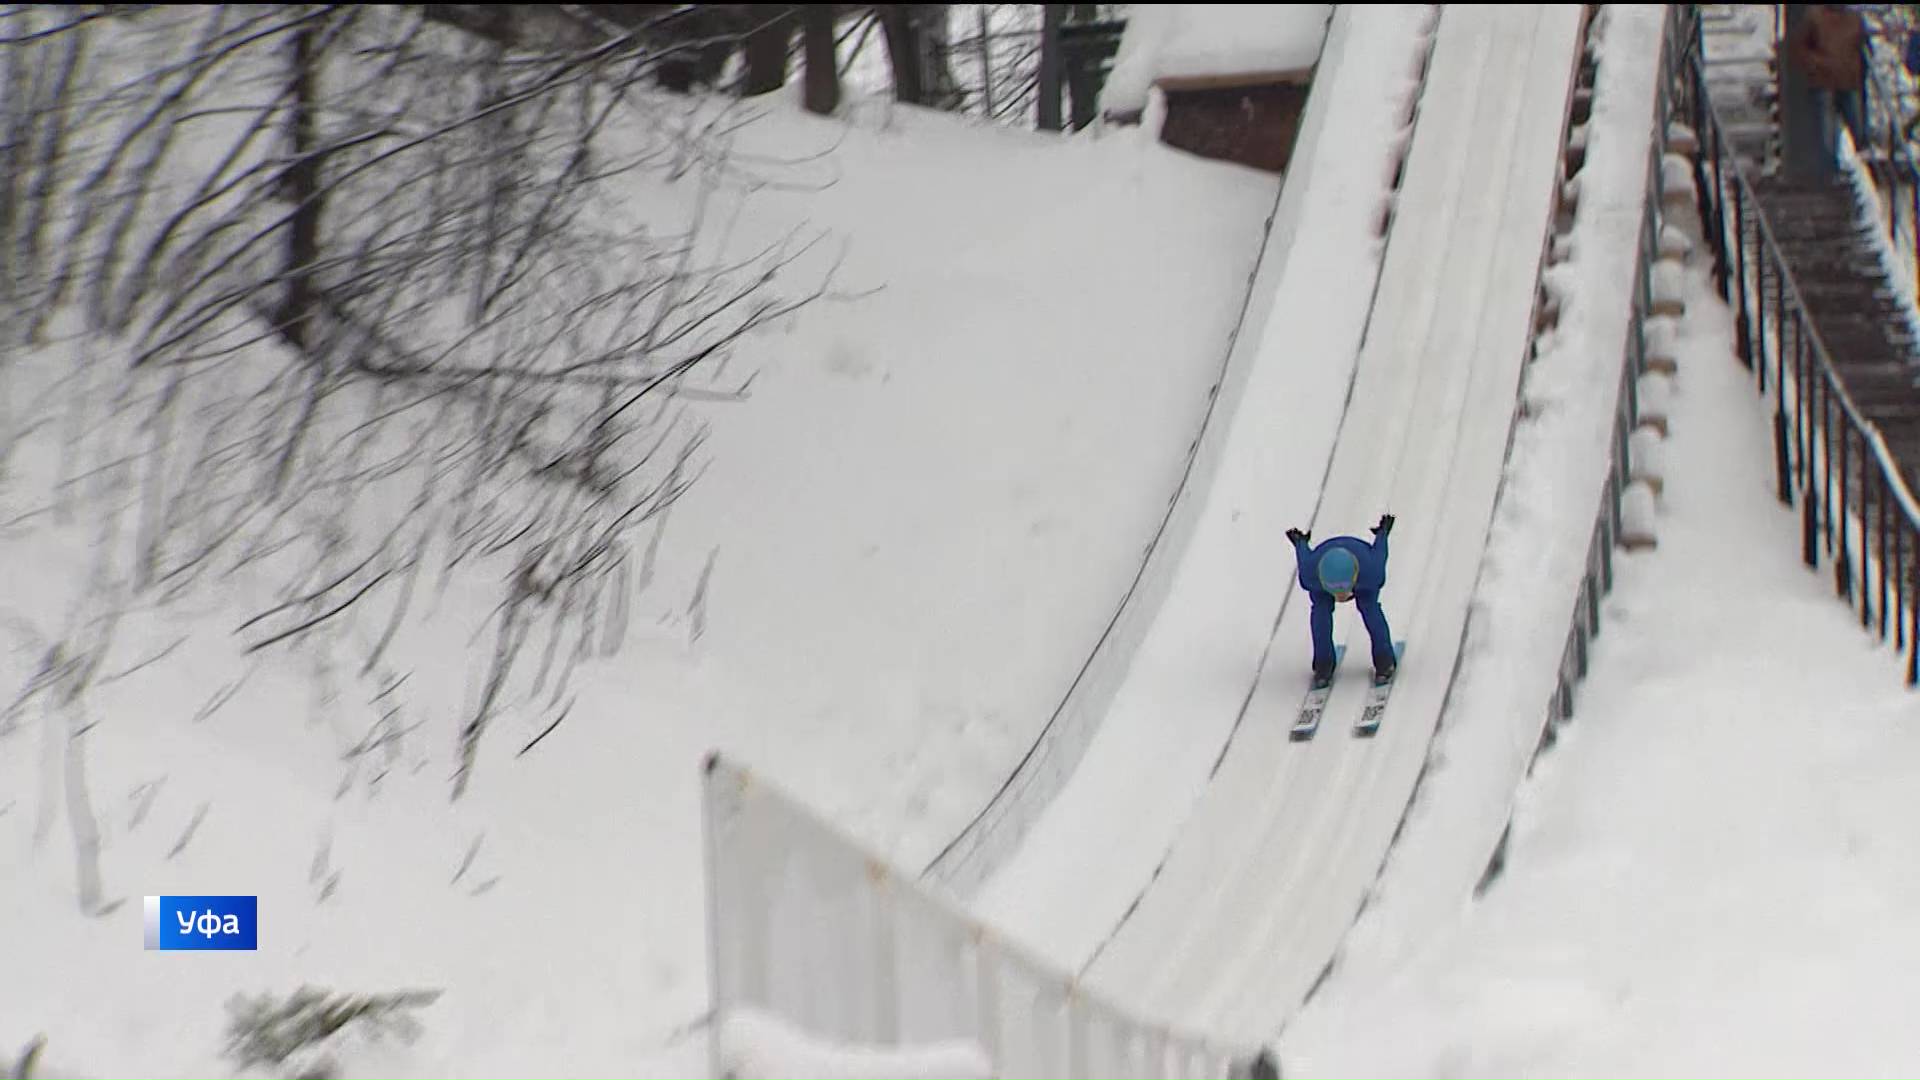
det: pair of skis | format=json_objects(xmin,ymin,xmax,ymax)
[{"xmin": 1289, "ymin": 640, "xmax": 1405, "ymax": 741}]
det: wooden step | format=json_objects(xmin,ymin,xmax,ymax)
[
  {"xmin": 1859, "ymin": 402, "xmax": 1920, "ymax": 423},
  {"xmin": 1823, "ymin": 343, "xmax": 1915, "ymax": 358}
]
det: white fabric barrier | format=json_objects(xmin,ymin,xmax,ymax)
[{"xmin": 703, "ymin": 753, "xmax": 1260, "ymax": 1079}]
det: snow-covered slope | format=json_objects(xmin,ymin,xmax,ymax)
[{"xmin": 0, "ymin": 61, "xmax": 1276, "ymax": 1078}]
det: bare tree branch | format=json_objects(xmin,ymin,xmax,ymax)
[{"xmin": 5, "ymin": 2, "xmax": 832, "ymax": 803}]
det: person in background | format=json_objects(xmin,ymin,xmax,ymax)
[{"xmin": 1786, "ymin": 3, "xmax": 1869, "ymax": 165}]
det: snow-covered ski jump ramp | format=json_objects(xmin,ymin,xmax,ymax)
[
  {"xmin": 701, "ymin": 4, "xmax": 1605, "ymax": 1072},
  {"xmin": 975, "ymin": 4, "xmax": 1588, "ymax": 1042},
  {"xmin": 920, "ymin": 3, "xmax": 1436, "ymax": 900}
]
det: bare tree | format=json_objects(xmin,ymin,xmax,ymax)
[
  {"xmin": 877, "ymin": 4, "xmax": 960, "ymax": 109},
  {"xmin": 1, "ymin": 4, "xmax": 830, "ymax": 803},
  {"xmin": 1036, "ymin": 3, "xmax": 1063, "ymax": 130},
  {"xmin": 936, "ymin": 4, "xmax": 1127, "ymax": 129},
  {"xmin": 740, "ymin": 4, "xmax": 797, "ymax": 96},
  {"xmin": 802, "ymin": 4, "xmax": 841, "ymax": 115},
  {"xmin": 936, "ymin": 5, "xmax": 1058, "ymax": 128}
]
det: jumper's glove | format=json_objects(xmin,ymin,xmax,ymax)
[
  {"xmin": 1372, "ymin": 514, "xmax": 1395, "ymax": 536},
  {"xmin": 1286, "ymin": 527, "xmax": 1310, "ymax": 546}
]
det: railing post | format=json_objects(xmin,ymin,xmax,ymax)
[
  {"xmin": 1751, "ymin": 178, "xmax": 1769, "ymax": 375},
  {"xmin": 1865, "ymin": 460, "xmax": 1878, "ymax": 631},
  {"xmin": 1794, "ymin": 314, "xmax": 1812, "ymax": 563},
  {"xmin": 1762, "ymin": 189, "xmax": 1789, "ymax": 503},
  {"xmin": 1608, "ymin": 444, "xmax": 1623, "ymax": 566},
  {"xmin": 1910, "ymin": 562, "xmax": 1919, "ymax": 685},
  {"xmin": 1583, "ymin": 550, "xmax": 1597, "ymax": 635},
  {"xmin": 1805, "ymin": 460, "xmax": 1821, "ymax": 567},
  {"xmin": 1879, "ymin": 470, "xmax": 1891, "ymax": 640},
  {"xmin": 1733, "ymin": 172, "xmax": 1754, "ymax": 371},
  {"xmin": 1822, "ymin": 375, "xmax": 1836, "ymax": 558},
  {"xmin": 1897, "ymin": 521, "xmax": 1908, "ymax": 652},
  {"xmin": 1781, "ymin": 248, "xmax": 1799, "ymax": 484},
  {"xmin": 1602, "ymin": 465, "xmax": 1618, "ymax": 594},
  {"xmin": 1796, "ymin": 306, "xmax": 1810, "ymax": 495},
  {"xmin": 1774, "ymin": 408, "xmax": 1793, "ymax": 509},
  {"xmin": 1576, "ymin": 605, "xmax": 1591, "ymax": 676},
  {"xmin": 1838, "ymin": 420, "xmax": 1853, "ymax": 601}
]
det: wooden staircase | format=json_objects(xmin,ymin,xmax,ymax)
[
  {"xmin": 1698, "ymin": 0, "xmax": 1920, "ymax": 490},
  {"xmin": 1753, "ymin": 175, "xmax": 1920, "ymax": 486},
  {"xmin": 1698, "ymin": 4, "xmax": 1779, "ymax": 171}
]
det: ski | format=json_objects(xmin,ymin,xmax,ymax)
[
  {"xmin": 1353, "ymin": 640, "xmax": 1407, "ymax": 738},
  {"xmin": 1289, "ymin": 645, "xmax": 1346, "ymax": 741}
]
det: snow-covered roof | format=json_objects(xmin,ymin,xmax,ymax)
[{"xmin": 1102, "ymin": 4, "xmax": 1333, "ymax": 114}]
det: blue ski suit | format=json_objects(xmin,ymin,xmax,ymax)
[{"xmin": 1290, "ymin": 530, "xmax": 1396, "ymax": 676}]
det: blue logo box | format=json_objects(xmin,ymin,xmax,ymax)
[{"xmin": 144, "ymin": 895, "xmax": 257, "ymax": 951}]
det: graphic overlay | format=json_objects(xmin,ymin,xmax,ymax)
[{"xmin": 144, "ymin": 895, "xmax": 258, "ymax": 951}]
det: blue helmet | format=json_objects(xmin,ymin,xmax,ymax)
[{"xmin": 1318, "ymin": 548, "xmax": 1360, "ymax": 599}]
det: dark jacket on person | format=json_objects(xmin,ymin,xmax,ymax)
[{"xmin": 1788, "ymin": 6, "xmax": 1868, "ymax": 92}]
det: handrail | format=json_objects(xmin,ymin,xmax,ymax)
[
  {"xmin": 1701, "ymin": 64, "xmax": 1920, "ymax": 523},
  {"xmin": 1688, "ymin": 12, "xmax": 1920, "ymax": 683},
  {"xmin": 1738, "ymin": 124, "xmax": 1920, "ymax": 523}
]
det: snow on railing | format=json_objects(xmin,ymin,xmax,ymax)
[
  {"xmin": 1452, "ymin": 4, "xmax": 1695, "ymax": 890},
  {"xmin": 1548, "ymin": 5, "xmax": 1687, "ymax": 718},
  {"xmin": 702, "ymin": 752, "xmax": 1268, "ymax": 1079},
  {"xmin": 1854, "ymin": 54, "xmax": 1920, "ymax": 317}
]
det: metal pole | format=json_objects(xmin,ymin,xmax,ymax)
[
  {"xmin": 1839, "ymin": 415, "xmax": 1853, "ymax": 600},
  {"xmin": 1896, "ymin": 520, "xmax": 1908, "ymax": 651},
  {"xmin": 1821, "ymin": 372, "xmax": 1835, "ymax": 558},
  {"xmin": 1803, "ymin": 325, "xmax": 1820, "ymax": 568},
  {"xmin": 1910, "ymin": 556, "xmax": 1919, "ymax": 684},
  {"xmin": 1735, "ymin": 166, "xmax": 1755, "ymax": 373},
  {"xmin": 1873, "ymin": 463, "xmax": 1889, "ymax": 630}
]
